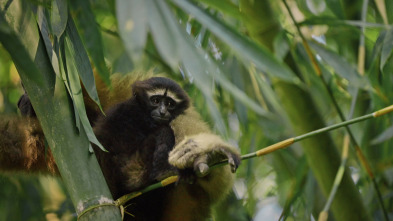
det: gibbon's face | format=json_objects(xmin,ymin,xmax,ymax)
[
  {"xmin": 132, "ymin": 77, "xmax": 190, "ymax": 124},
  {"xmin": 147, "ymin": 88, "xmax": 181, "ymax": 124}
]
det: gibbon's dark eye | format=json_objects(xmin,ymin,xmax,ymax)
[
  {"xmin": 166, "ymin": 99, "xmax": 176, "ymax": 109},
  {"xmin": 151, "ymin": 97, "xmax": 160, "ymax": 105}
]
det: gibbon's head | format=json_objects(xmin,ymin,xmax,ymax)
[{"xmin": 132, "ymin": 77, "xmax": 190, "ymax": 124}]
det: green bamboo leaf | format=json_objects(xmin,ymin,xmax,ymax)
[
  {"xmin": 69, "ymin": 0, "xmax": 111, "ymax": 86},
  {"xmin": 326, "ymin": 0, "xmax": 344, "ymax": 18},
  {"xmin": 64, "ymin": 35, "xmax": 107, "ymax": 152},
  {"xmin": 36, "ymin": 6, "xmax": 61, "ymax": 78},
  {"xmin": 198, "ymin": 0, "xmax": 242, "ymax": 20},
  {"xmin": 309, "ymin": 41, "xmax": 371, "ymax": 90},
  {"xmin": 371, "ymin": 124, "xmax": 393, "ymax": 145},
  {"xmin": 147, "ymin": 0, "xmax": 180, "ymax": 69},
  {"xmin": 116, "ymin": 0, "xmax": 148, "ymax": 64},
  {"xmin": 50, "ymin": 0, "xmax": 68, "ymax": 37},
  {"xmin": 148, "ymin": 0, "xmax": 227, "ymax": 135},
  {"xmin": 367, "ymin": 30, "xmax": 385, "ymax": 73},
  {"xmin": 300, "ymin": 17, "xmax": 389, "ymax": 29},
  {"xmin": 148, "ymin": 0, "xmax": 271, "ymax": 132},
  {"xmin": 380, "ymin": 28, "xmax": 393, "ymax": 70},
  {"xmin": 171, "ymin": 0, "xmax": 299, "ymax": 83},
  {"xmin": 65, "ymin": 16, "xmax": 103, "ymax": 111}
]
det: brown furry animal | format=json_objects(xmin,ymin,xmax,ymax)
[{"xmin": 0, "ymin": 72, "xmax": 240, "ymax": 221}]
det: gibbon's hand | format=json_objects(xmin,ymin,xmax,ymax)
[{"xmin": 168, "ymin": 133, "xmax": 241, "ymax": 178}]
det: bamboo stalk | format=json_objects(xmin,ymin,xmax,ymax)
[
  {"xmin": 281, "ymin": 0, "xmax": 389, "ymax": 219},
  {"xmin": 117, "ymin": 105, "xmax": 393, "ymax": 204}
]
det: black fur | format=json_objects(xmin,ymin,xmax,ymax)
[{"xmin": 91, "ymin": 77, "xmax": 189, "ymax": 220}]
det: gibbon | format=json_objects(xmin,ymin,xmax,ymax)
[{"xmin": 0, "ymin": 72, "xmax": 240, "ymax": 221}]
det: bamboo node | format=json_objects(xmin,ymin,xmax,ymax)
[
  {"xmin": 373, "ymin": 105, "xmax": 393, "ymax": 117},
  {"xmin": 256, "ymin": 138, "xmax": 295, "ymax": 156},
  {"xmin": 161, "ymin": 176, "xmax": 179, "ymax": 186}
]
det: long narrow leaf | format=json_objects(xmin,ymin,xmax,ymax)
[
  {"xmin": 380, "ymin": 28, "xmax": 393, "ymax": 70},
  {"xmin": 116, "ymin": 0, "xmax": 148, "ymax": 64},
  {"xmin": 36, "ymin": 6, "xmax": 61, "ymax": 78},
  {"xmin": 309, "ymin": 41, "xmax": 371, "ymax": 90},
  {"xmin": 66, "ymin": 16, "xmax": 103, "ymax": 111},
  {"xmin": 148, "ymin": 0, "xmax": 226, "ymax": 134},
  {"xmin": 64, "ymin": 35, "xmax": 107, "ymax": 152},
  {"xmin": 50, "ymin": 0, "xmax": 68, "ymax": 37},
  {"xmin": 69, "ymin": 0, "xmax": 111, "ymax": 86},
  {"xmin": 171, "ymin": 0, "xmax": 299, "ymax": 83}
]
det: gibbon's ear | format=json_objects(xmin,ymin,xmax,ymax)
[{"xmin": 131, "ymin": 80, "xmax": 150, "ymax": 107}]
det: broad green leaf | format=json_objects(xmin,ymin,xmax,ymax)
[
  {"xmin": 64, "ymin": 35, "xmax": 107, "ymax": 152},
  {"xmin": 69, "ymin": 0, "xmax": 111, "ymax": 86},
  {"xmin": 171, "ymin": 0, "xmax": 299, "ymax": 83},
  {"xmin": 116, "ymin": 0, "xmax": 148, "ymax": 64},
  {"xmin": 309, "ymin": 41, "xmax": 371, "ymax": 90},
  {"xmin": 50, "ymin": 0, "xmax": 68, "ymax": 37},
  {"xmin": 65, "ymin": 16, "xmax": 103, "ymax": 111}
]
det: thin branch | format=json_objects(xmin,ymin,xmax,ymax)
[
  {"xmin": 117, "ymin": 105, "xmax": 393, "ymax": 205},
  {"xmin": 281, "ymin": 0, "xmax": 389, "ymax": 219}
]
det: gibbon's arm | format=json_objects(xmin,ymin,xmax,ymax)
[
  {"xmin": 170, "ymin": 108, "xmax": 241, "ymax": 203},
  {"xmin": 0, "ymin": 116, "xmax": 58, "ymax": 174}
]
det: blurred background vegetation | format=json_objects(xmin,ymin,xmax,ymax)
[{"xmin": 1, "ymin": 0, "xmax": 393, "ymax": 220}]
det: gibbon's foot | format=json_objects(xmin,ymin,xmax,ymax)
[{"xmin": 168, "ymin": 133, "xmax": 241, "ymax": 178}]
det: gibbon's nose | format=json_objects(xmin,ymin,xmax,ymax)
[{"xmin": 159, "ymin": 105, "xmax": 167, "ymax": 116}]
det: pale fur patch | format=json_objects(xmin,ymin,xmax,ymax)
[
  {"xmin": 168, "ymin": 133, "xmax": 238, "ymax": 169},
  {"xmin": 146, "ymin": 89, "xmax": 182, "ymax": 103},
  {"xmin": 168, "ymin": 133, "xmax": 238, "ymax": 203}
]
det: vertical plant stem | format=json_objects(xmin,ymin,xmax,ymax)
[{"xmin": 282, "ymin": 0, "xmax": 389, "ymax": 219}]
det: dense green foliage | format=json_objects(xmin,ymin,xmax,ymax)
[{"xmin": 0, "ymin": 0, "xmax": 393, "ymax": 220}]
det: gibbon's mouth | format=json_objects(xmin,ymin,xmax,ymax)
[{"xmin": 152, "ymin": 116, "xmax": 170, "ymax": 123}]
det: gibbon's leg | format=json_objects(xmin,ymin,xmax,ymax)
[{"xmin": 0, "ymin": 116, "xmax": 58, "ymax": 174}]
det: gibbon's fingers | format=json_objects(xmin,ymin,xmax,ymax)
[
  {"xmin": 193, "ymin": 154, "xmax": 210, "ymax": 177},
  {"xmin": 218, "ymin": 147, "xmax": 241, "ymax": 173},
  {"xmin": 169, "ymin": 138, "xmax": 200, "ymax": 169}
]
